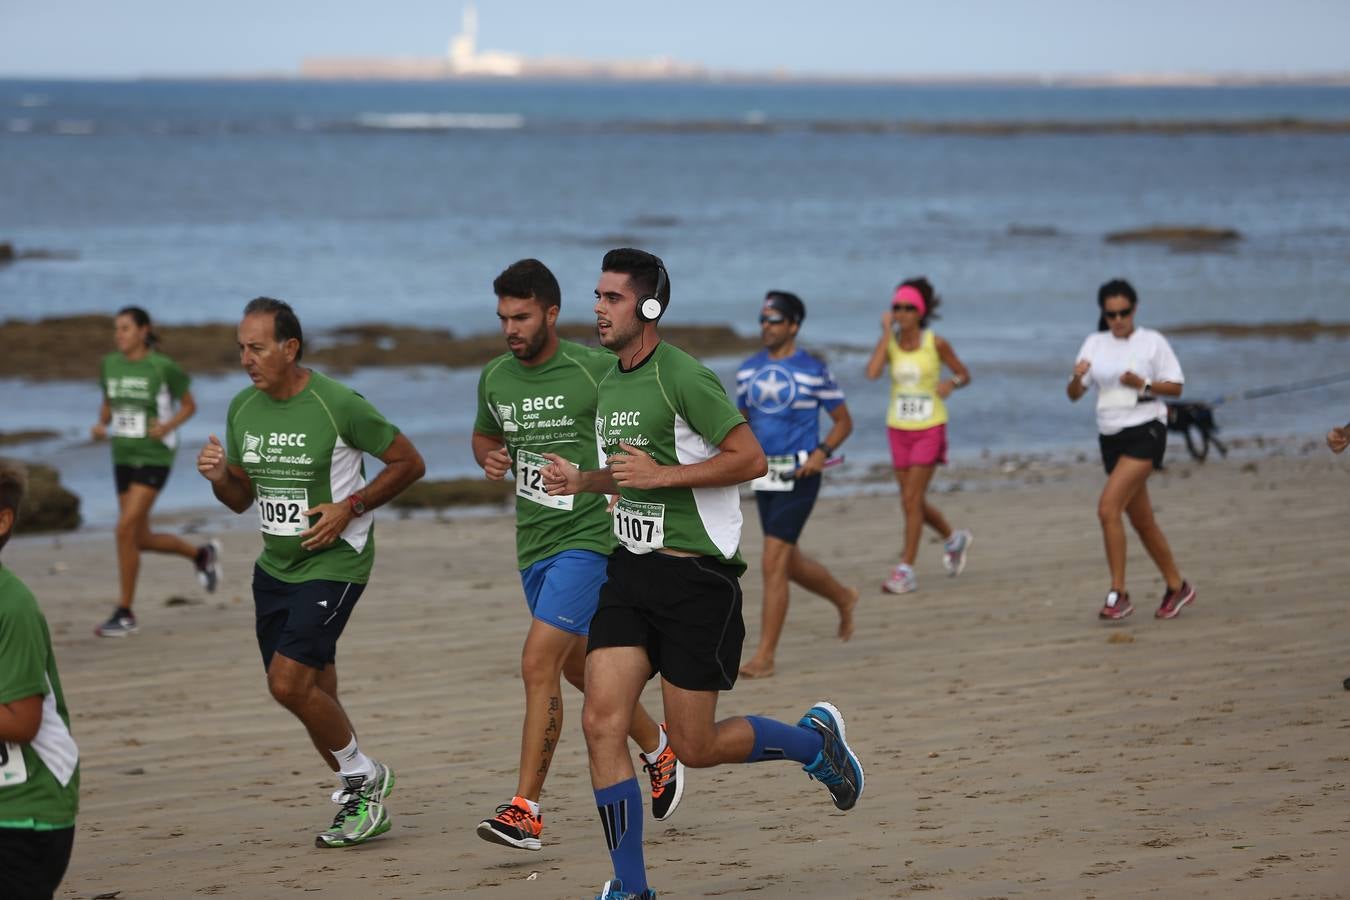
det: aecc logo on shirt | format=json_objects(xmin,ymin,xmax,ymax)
[{"xmin": 242, "ymin": 431, "xmax": 312, "ymax": 465}]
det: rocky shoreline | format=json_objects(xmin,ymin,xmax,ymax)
[{"xmin": 0, "ymin": 315, "xmax": 760, "ymax": 382}]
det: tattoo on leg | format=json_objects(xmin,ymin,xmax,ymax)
[{"xmin": 536, "ymin": 697, "xmax": 562, "ymax": 777}]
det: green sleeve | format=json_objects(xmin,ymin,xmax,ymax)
[
  {"xmin": 341, "ymin": 392, "xmax": 400, "ymax": 457},
  {"xmin": 675, "ymin": 363, "xmax": 746, "ymax": 448},
  {"xmin": 0, "ymin": 601, "xmax": 47, "ymax": 706},
  {"xmin": 225, "ymin": 393, "xmax": 243, "ymax": 466},
  {"xmin": 162, "ymin": 356, "xmax": 191, "ymax": 399},
  {"xmin": 472, "ymin": 368, "xmax": 502, "ymax": 438}
]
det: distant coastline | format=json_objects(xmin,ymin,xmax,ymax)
[
  {"xmin": 5, "ymin": 72, "xmax": 1350, "ymax": 88},
  {"xmin": 5, "ymin": 315, "xmax": 1348, "ymax": 384}
]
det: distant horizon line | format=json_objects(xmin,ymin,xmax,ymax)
[{"xmin": 4, "ymin": 70, "xmax": 1350, "ymax": 88}]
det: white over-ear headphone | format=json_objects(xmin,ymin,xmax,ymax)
[{"xmin": 637, "ymin": 264, "xmax": 669, "ymax": 322}]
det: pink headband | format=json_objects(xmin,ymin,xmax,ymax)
[{"xmin": 892, "ymin": 285, "xmax": 926, "ymax": 318}]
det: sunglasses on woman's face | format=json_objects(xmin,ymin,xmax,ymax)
[
  {"xmin": 1103, "ymin": 307, "xmax": 1134, "ymax": 320},
  {"xmin": 892, "ymin": 304, "xmax": 918, "ymax": 313}
]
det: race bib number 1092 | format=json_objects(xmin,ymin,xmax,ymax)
[{"xmin": 256, "ymin": 486, "xmax": 310, "ymax": 537}]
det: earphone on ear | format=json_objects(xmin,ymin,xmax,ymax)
[{"xmin": 637, "ymin": 264, "xmax": 669, "ymax": 322}]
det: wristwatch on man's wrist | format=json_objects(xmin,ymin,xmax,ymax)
[
  {"xmin": 347, "ymin": 493, "xmax": 367, "ymax": 516},
  {"xmin": 816, "ymin": 442, "xmax": 834, "ymax": 458}
]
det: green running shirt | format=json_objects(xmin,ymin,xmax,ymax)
[
  {"xmin": 474, "ymin": 340, "xmax": 616, "ymax": 570},
  {"xmin": 0, "ymin": 567, "xmax": 79, "ymax": 830},
  {"xmin": 225, "ymin": 370, "xmax": 400, "ymax": 584},
  {"xmin": 99, "ymin": 351, "xmax": 191, "ymax": 468},
  {"xmin": 596, "ymin": 342, "xmax": 748, "ymax": 574}
]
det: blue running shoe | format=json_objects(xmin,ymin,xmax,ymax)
[
  {"xmin": 797, "ymin": 701, "xmax": 864, "ymax": 811},
  {"xmin": 595, "ymin": 878, "xmax": 656, "ymax": 899}
]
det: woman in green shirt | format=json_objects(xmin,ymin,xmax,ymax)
[{"xmin": 89, "ymin": 307, "xmax": 220, "ymax": 637}]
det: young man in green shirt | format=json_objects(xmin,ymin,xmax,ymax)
[
  {"xmin": 196, "ymin": 298, "xmax": 426, "ymax": 849},
  {"xmin": 0, "ymin": 460, "xmax": 80, "ymax": 899},
  {"xmin": 472, "ymin": 259, "xmax": 682, "ymax": 852},
  {"xmin": 542, "ymin": 249, "xmax": 865, "ymax": 900}
]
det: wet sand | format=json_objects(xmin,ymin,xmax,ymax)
[{"xmin": 7, "ymin": 452, "xmax": 1349, "ymax": 898}]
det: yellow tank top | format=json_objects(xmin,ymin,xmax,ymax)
[{"xmin": 885, "ymin": 329, "xmax": 948, "ymax": 430}]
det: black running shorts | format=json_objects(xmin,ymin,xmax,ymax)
[
  {"xmin": 113, "ymin": 463, "xmax": 171, "ymax": 494},
  {"xmin": 755, "ymin": 472, "xmax": 822, "ymax": 545},
  {"xmin": 252, "ymin": 565, "xmax": 365, "ymax": 670},
  {"xmin": 589, "ymin": 547, "xmax": 745, "ymax": 692},
  {"xmin": 0, "ymin": 825, "xmax": 74, "ymax": 900},
  {"xmin": 1099, "ymin": 419, "xmax": 1167, "ymax": 475}
]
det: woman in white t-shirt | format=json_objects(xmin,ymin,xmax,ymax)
[{"xmin": 1067, "ymin": 279, "xmax": 1196, "ymax": 622}]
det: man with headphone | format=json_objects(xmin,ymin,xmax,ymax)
[{"xmin": 542, "ymin": 248, "xmax": 865, "ymax": 900}]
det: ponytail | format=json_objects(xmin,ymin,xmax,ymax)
[{"xmin": 117, "ymin": 305, "xmax": 160, "ymax": 349}]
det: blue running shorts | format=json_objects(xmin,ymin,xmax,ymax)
[
  {"xmin": 519, "ymin": 549, "xmax": 609, "ymax": 637},
  {"xmin": 755, "ymin": 472, "xmax": 821, "ymax": 544}
]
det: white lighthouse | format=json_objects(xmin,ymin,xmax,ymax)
[{"xmin": 447, "ymin": 3, "xmax": 522, "ymax": 76}]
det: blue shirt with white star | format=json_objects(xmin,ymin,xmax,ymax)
[{"xmin": 734, "ymin": 348, "xmax": 845, "ymax": 457}]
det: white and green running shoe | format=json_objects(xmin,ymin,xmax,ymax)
[{"xmin": 315, "ymin": 762, "xmax": 395, "ymax": 849}]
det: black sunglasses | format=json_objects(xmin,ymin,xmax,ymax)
[
  {"xmin": 892, "ymin": 303, "xmax": 919, "ymax": 313},
  {"xmin": 1103, "ymin": 307, "xmax": 1134, "ymax": 320},
  {"xmin": 758, "ymin": 314, "xmax": 788, "ymax": 325}
]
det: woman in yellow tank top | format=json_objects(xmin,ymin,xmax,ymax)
[{"xmin": 865, "ymin": 278, "xmax": 973, "ymax": 595}]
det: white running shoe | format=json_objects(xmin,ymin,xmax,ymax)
[
  {"xmin": 881, "ymin": 563, "xmax": 917, "ymax": 594},
  {"xmin": 942, "ymin": 529, "xmax": 973, "ymax": 577}
]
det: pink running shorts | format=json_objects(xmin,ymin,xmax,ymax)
[{"xmin": 887, "ymin": 424, "xmax": 948, "ymax": 469}]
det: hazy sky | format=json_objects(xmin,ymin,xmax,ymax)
[{"xmin": 2, "ymin": 0, "xmax": 1347, "ymax": 79}]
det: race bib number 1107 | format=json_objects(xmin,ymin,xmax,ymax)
[{"xmin": 612, "ymin": 498, "xmax": 665, "ymax": 554}]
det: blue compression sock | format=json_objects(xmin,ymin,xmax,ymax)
[
  {"xmin": 595, "ymin": 778, "xmax": 646, "ymax": 893},
  {"xmin": 744, "ymin": 715, "xmax": 825, "ymax": 764}
]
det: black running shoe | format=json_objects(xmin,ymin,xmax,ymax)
[
  {"xmin": 95, "ymin": 609, "xmax": 138, "ymax": 637},
  {"xmin": 195, "ymin": 539, "xmax": 222, "ymax": 593},
  {"xmin": 639, "ymin": 724, "xmax": 685, "ymax": 821}
]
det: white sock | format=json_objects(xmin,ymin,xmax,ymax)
[
  {"xmin": 521, "ymin": 797, "xmax": 541, "ymax": 817},
  {"xmin": 644, "ymin": 726, "xmax": 668, "ymax": 760},
  {"xmin": 331, "ymin": 734, "xmax": 375, "ymax": 779}
]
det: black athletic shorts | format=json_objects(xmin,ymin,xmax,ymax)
[
  {"xmin": 589, "ymin": 547, "xmax": 745, "ymax": 692},
  {"xmin": 113, "ymin": 463, "xmax": 170, "ymax": 494},
  {"xmin": 755, "ymin": 472, "xmax": 821, "ymax": 545},
  {"xmin": 1100, "ymin": 419, "xmax": 1167, "ymax": 475},
  {"xmin": 0, "ymin": 825, "xmax": 74, "ymax": 900},
  {"xmin": 252, "ymin": 565, "xmax": 365, "ymax": 671}
]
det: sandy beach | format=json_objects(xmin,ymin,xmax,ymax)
[{"xmin": 7, "ymin": 449, "xmax": 1349, "ymax": 899}]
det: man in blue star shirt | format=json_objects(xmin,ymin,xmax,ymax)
[{"xmin": 735, "ymin": 291, "xmax": 859, "ymax": 679}]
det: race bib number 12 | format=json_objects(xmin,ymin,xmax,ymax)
[
  {"xmin": 256, "ymin": 486, "xmax": 310, "ymax": 537},
  {"xmin": 0, "ymin": 741, "xmax": 28, "ymax": 788},
  {"xmin": 612, "ymin": 498, "xmax": 665, "ymax": 554},
  {"xmin": 751, "ymin": 454, "xmax": 797, "ymax": 492},
  {"xmin": 515, "ymin": 449, "xmax": 574, "ymax": 510}
]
